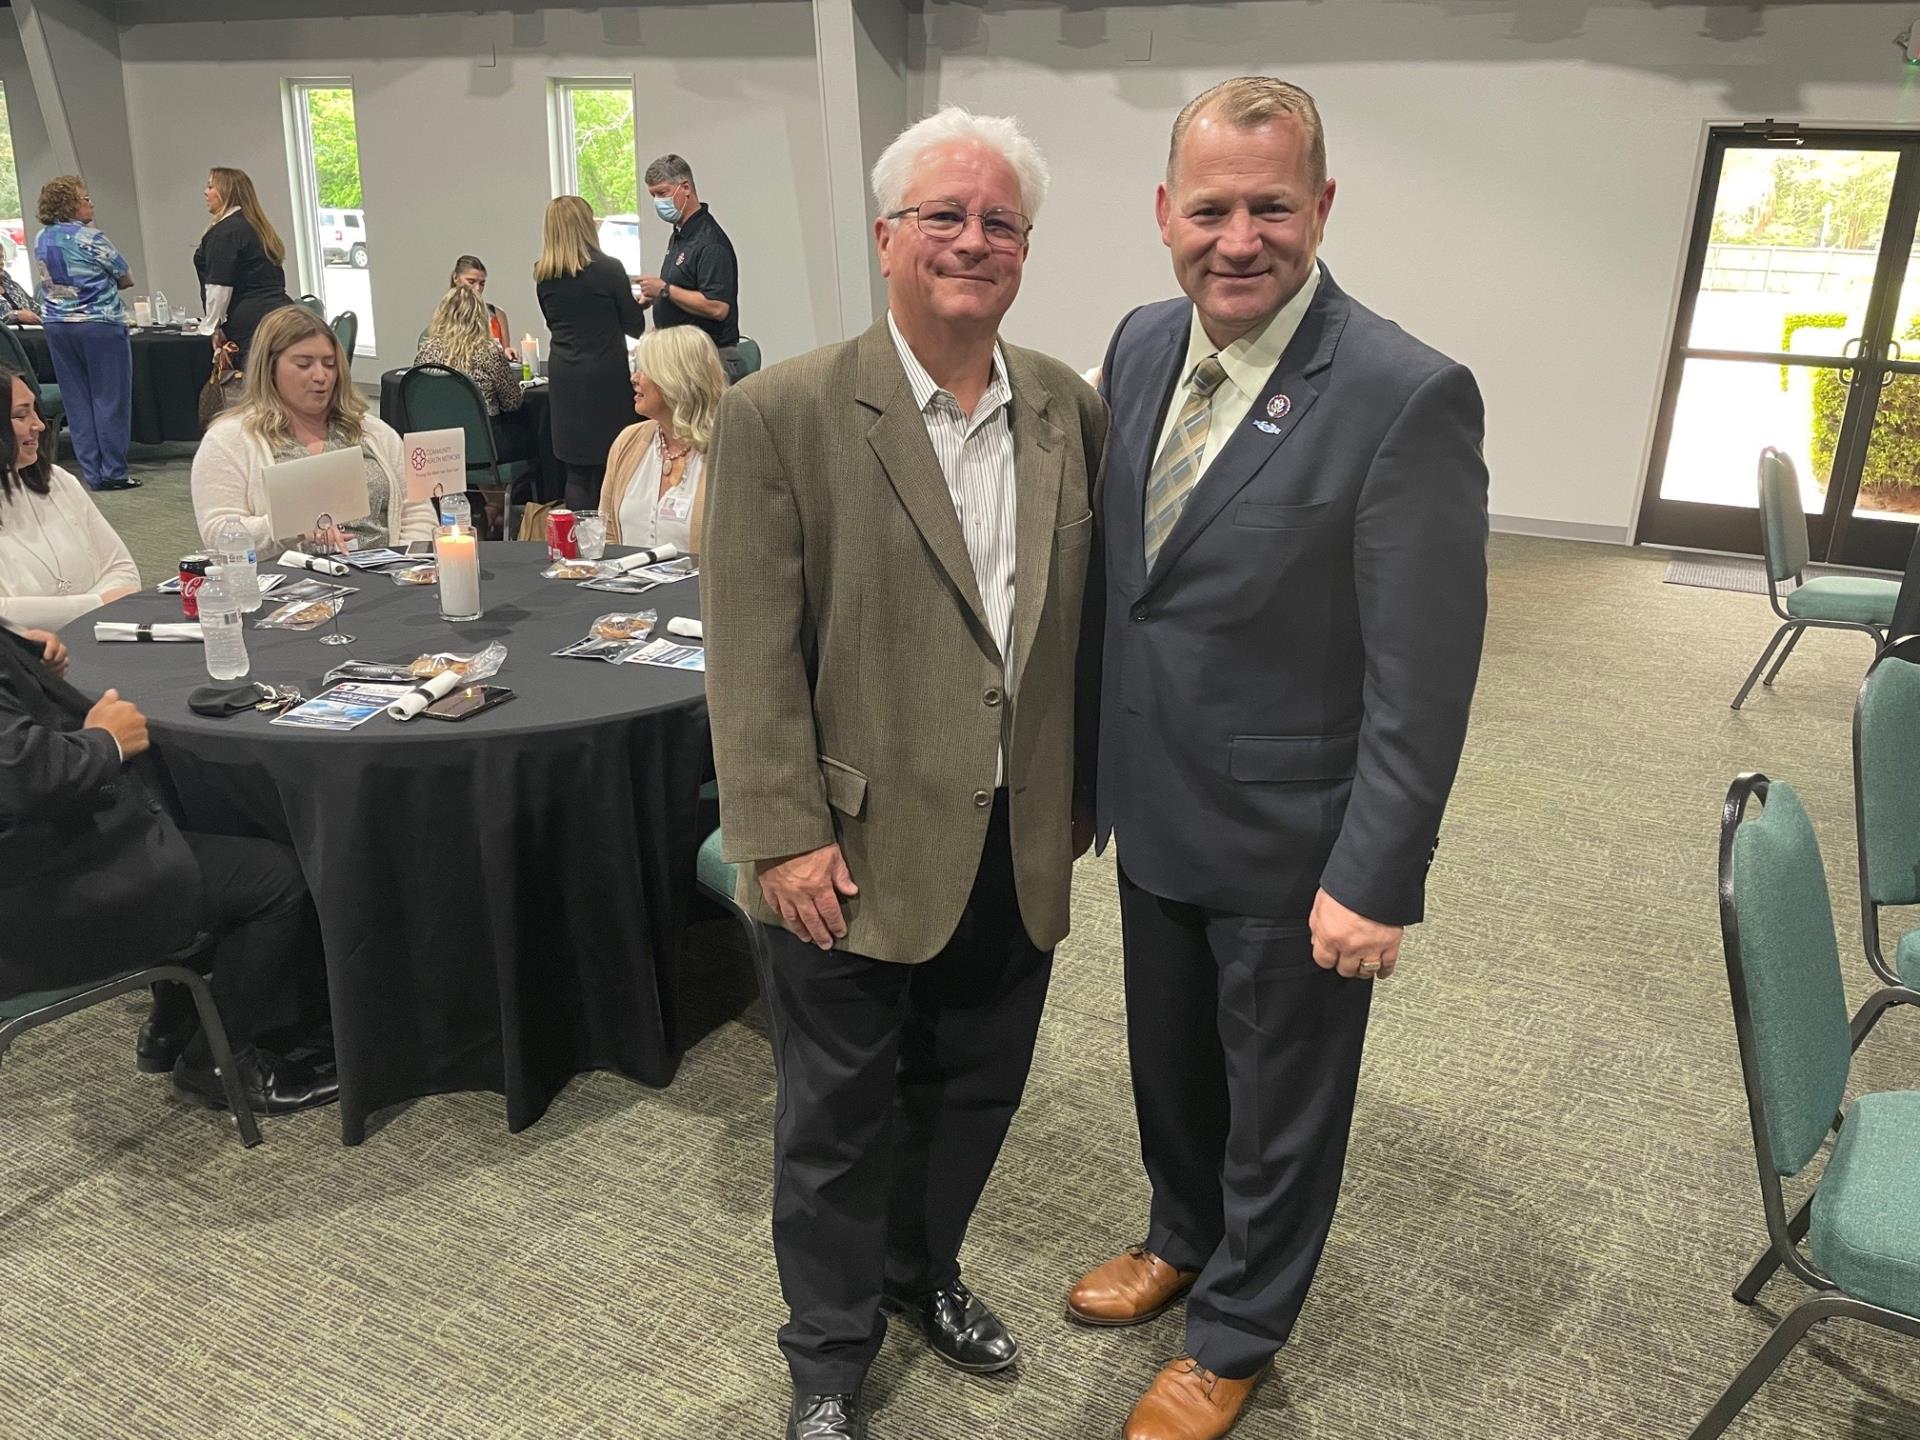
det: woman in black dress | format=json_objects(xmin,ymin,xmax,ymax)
[
  {"xmin": 535, "ymin": 196, "xmax": 646, "ymax": 510},
  {"xmin": 195, "ymin": 167, "xmax": 295, "ymax": 371}
]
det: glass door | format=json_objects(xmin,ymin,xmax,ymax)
[{"xmin": 1638, "ymin": 130, "xmax": 1920, "ymax": 563}]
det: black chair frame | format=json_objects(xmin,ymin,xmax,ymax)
[
  {"xmin": 1850, "ymin": 638, "xmax": 1920, "ymax": 1045},
  {"xmin": 0, "ymin": 947, "xmax": 261, "ymax": 1148},
  {"xmin": 1729, "ymin": 575, "xmax": 1886, "ymax": 711},
  {"xmin": 1693, "ymin": 773, "xmax": 1920, "ymax": 1438}
]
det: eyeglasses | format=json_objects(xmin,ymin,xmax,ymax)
[{"xmin": 887, "ymin": 203, "xmax": 1031, "ymax": 251}]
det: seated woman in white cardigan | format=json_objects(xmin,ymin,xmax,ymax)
[
  {"xmin": 0, "ymin": 364, "xmax": 138, "ymax": 631},
  {"xmin": 191, "ymin": 304, "xmax": 435, "ymax": 559},
  {"xmin": 601, "ymin": 324, "xmax": 728, "ymax": 556}
]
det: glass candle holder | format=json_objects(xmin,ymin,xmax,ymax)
[{"xmin": 434, "ymin": 523, "xmax": 482, "ymax": 621}]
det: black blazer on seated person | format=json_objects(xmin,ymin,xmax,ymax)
[{"xmin": 0, "ymin": 627, "xmax": 201, "ymax": 993}]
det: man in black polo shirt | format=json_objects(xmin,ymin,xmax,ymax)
[{"xmin": 638, "ymin": 154, "xmax": 746, "ymax": 382}]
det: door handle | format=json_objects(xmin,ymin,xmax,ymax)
[
  {"xmin": 1882, "ymin": 339, "xmax": 1903, "ymax": 387},
  {"xmin": 1844, "ymin": 335, "xmax": 1864, "ymax": 387}
]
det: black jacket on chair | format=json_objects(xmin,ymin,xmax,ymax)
[{"xmin": 0, "ymin": 628, "xmax": 201, "ymax": 992}]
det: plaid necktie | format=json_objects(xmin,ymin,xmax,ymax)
[{"xmin": 1143, "ymin": 355, "xmax": 1229, "ymax": 568}]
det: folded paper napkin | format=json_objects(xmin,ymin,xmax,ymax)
[
  {"xmin": 94, "ymin": 621, "xmax": 204, "ymax": 643},
  {"xmin": 666, "ymin": 616, "xmax": 703, "ymax": 640},
  {"xmin": 386, "ymin": 668, "xmax": 463, "ymax": 721},
  {"xmin": 608, "ymin": 544, "xmax": 680, "ymax": 574},
  {"xmin": 279, "ymin": 551, "xmax": 351, "ymax": 577}
]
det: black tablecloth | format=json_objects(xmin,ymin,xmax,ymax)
[
  {"xmin": 21, "ymin": 326, "xmax": 213, "ymax": 445},
  {"xmin": 380, "ymin": 369, "xmax": 563, "ymax": 504},
  {"xmin": 70, "ymin": 544, "xmax": 711, "ymax": 1143}
]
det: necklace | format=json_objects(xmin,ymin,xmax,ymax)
[
  {"xmin": 657, "ymin": 432, "xmax": 692, "ymax": 466},
  {"xmin": 9, "ymin": 494, "xmax": 73, "ymax": 592}
]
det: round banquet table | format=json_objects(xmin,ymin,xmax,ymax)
[
  {"xmin": 68, "ymin": 543, "xmax": 711, "ymax": 1144},
  {"xmin": 20, "ymin": 325, "xmax": 214, "ymax": 444}
]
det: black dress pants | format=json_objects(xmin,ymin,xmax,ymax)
[
  {"xmin": 1118, "ymin": 863, "xmax": 1374, "ymax": 1380},
  {"xmin": 761, "ymin": 796, "xmax": 1051, "ymax": 1393},
  {"xmin": 181, "ymin": 832, "xmax": 322, "ymax": 1054}
]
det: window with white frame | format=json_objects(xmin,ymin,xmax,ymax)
[
  {"xmin": 0, "ymin": 82, "xmax": 30, "ymax": 298},
  {"xmin": 549, "ymin": 79, "xmax": 641, "ymax": 274},
  {"xmin": 285, "ymin": 80, "xmax": 374, "ymax": 353}
]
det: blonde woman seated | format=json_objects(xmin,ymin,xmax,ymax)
[
  {"xmin": 601, "ymin": 326, "xmax": 727, "ymax": 555},
  {"xmin": 415, "ymin": 284, "xmax": 525, "ymax": 418},
  {"xmin": 0, "ymin": 363, "xmax": 137, "ymax": 630},
  {"xmin": 192, "ymin": 305, "xmax": 436, "ymax": 559}
]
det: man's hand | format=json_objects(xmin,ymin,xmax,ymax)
[
  {"xmin": 84, "ymin": 687, "xmax": 148, "ymax": 759},
  {"xmin": 21, "ymin": 628, "xmax": 67, "ymax": 678},
  {"xmin": 1309, "ymin": 888, "xmax": 1403, "ymax": 980},
  {"xmin": 638, "ymin": 274, "xmax": 666, "ymax": 303},
  {"xmin": 756, "ymin": 843, "xmax": 859, "ymax": 949}
]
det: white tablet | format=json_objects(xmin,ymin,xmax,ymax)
[{"xmin": 263, "ymin": 447, "xmax": 371, "ymax": 542}]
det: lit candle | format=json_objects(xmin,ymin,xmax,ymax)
[
  {"xmin": 520, "ymin": 334, "xmax": 540, "ymax": 379},
  {"xmin": 435, "ymin": 526, "xmax": 482, "ymax": 621},
  {"xmin": 132, "ymin": 299, "xmax": 152, "ymax": 326}
]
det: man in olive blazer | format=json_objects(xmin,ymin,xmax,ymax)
[{"xmin": 704, "ymin": 110, "xmax": 1106, "ymax": 1440}]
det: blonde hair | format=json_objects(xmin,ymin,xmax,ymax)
[
  {"xmin": 1167, "ymin": 77, "xmax": 1327, "ymax": 190},
  {"xmin": 227, "ymin": 304, "xmax": 366, "ymax": 452},
  {"xmin": 633, "ymin": 326, "xmax": 727, "ymax": 453},
  {"xmin": 423, "ymin": 285, "xmax": 496, "ymax": 378},
  {"xmin": 37, "ymin": 176, "xmax": 86, "ymax": 226},
  {"xmin": 207, "ymin": 167, "xmax": 287, "ymax": 267},
  {"xmin": 534, "ymin": 196, "xmax": 598, "ymax": 282}
]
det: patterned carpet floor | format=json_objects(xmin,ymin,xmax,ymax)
[{"xmin": 3, "ymin": 531, "xmax": 1918, "ymax": 1439}]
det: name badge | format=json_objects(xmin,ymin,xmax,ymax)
[{"xmin": 659, "ymin": 491, "xmax": 693, "ymax": 523}]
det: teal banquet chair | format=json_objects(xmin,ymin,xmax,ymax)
[
  {"xmin": 1730, "ymin": 448, "xmax": 1897, "ymax": 709},
  {"xmin": 1693, "ymin": 774, "xmax": 1920, "ymax": 1437},
  {"xmin": 2, "ymin": 935, "xmax": 261, "ymax": 1147},
  {"xmin": 733, "ymin": 335, "xmax": 762, "ymax": 377},
  {"xmin": 331, "ymin": 310, "xmax": 358, "ymax": 360},
  {"xmin": 0, "ymin": 321, "xmax": 63, "ymax": 428},
  {"xmin": 395, "ymin": 363, "xmax": 535, "ymax": 540},
  {"xmin": 1849, "ymin": 635, "xmax": 1920, "ymax": 1039},
  {"xmin": 695, "ymin": 780, "xmax": 771, "ymax": 986},
  {"xmin": 296, "ymin": 293, "xmax": 328, "ymax": 320}
]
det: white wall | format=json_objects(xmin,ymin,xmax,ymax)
[
  {"xmin": 916, "ymin": 0, "xmax": 1920, "ymax": 538},
  {"xmin": 117, "ymin": 4, "xmax": 833, "ymax": 384}
]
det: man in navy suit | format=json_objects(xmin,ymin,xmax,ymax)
[{"xmin": 1065, "ymin": 78, "xmax": 1488, "ymax": 1440}]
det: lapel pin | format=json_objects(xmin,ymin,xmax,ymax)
[
  {"xmin": 1253, "ymin": 419, "xmax": 1281, "ymax": 434},
  {"xmin": 1266, "ymin": 394, "xmax": 1291, "ymax": 420}
]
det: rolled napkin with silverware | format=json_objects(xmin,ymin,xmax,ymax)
[
  {"xmin": 94, "ymin": 621, "xmax": 205, "ymax": 643},
  {"xmin": 386, "ymin": 668, "xmax": 464, "ymax": 721},
  {"xmin": 666, "ymin": 616, "xmax": 703, "ymax": 640},
  {"xmin": 608, "ymin": 544, "xmax": 680, "ymax": 574},
  {"xmin": 278, "ymin": 551, "xmax": 351, "ymax": 577}
]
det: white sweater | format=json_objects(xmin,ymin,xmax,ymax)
[
  {"xmin": 190, "ymin": 413, "xmax": 437, "ymax": 559},
  {"xmin": 0, "ymin": 465, "xmax": 140, "ymax": 631}
]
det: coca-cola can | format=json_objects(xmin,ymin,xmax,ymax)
[
  {"xmin": 546, "ymin": 508, "xmax": 578, "ymax": 560},
  {"xmin": 179, "ymin": 555, "xmax": 211, "ymax": 619}
]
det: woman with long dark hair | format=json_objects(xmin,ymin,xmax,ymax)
[
  {"xmin": 0, "ymin": 362, "xmax": 138, "ymax": 630},
  {"xmin": 196, "ymin": 167, "xmax": 295, "ymax": 370}
]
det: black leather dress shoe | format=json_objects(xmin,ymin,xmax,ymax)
[
  {"xmin": 883, "ymin": 1280, "xmax": 1020, "ymax": 1373},
  {"xmin": 786, "ymin": 1388, "xmax": 865, "ymax": 1439},
  {"xmin": 136, "ymin": 989, "xmax": 199, "ymax": 1074},
  {"xmin": 172, "ymin": 1047, "xmax": 340, "ymax": 1117}
]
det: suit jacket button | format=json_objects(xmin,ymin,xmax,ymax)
[
  {"xmin": 973, "ymin": 789, "xmax": 991, "ymax": 808},
  {"xmin": 1130, "ymin": 603, "xmax": 1148, "ymax": 622},
  {"xmin": 983, "ymin": 687, "xmax": 1002, "ymax": 707}
]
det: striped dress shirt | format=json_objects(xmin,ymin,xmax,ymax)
[{"xmin": 888, "ymin": 312, "xmax": 1018, "ymax": 781}]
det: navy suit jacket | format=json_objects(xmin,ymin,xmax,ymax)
[
  {"xmin": 1086, "ymin": 264, "xmax": 1488, "ymax": 924},
  {"xmin": 0, "ymin": 628, "xmax": 201, "ymax": 991}
]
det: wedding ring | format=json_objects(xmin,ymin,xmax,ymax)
[{"xmin": 1358, "ymin": 960, "xmax": 1381, "ymax": 975}]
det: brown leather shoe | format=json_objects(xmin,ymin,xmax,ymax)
[
  {"xmin": 1065, "ymin": 1245, "xmax": 1198, "ymax": 1327},
  {"xmin": 1123, "ymin": 1356, "xmax": 1267, "ymax": 1440}
]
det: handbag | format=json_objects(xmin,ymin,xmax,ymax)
[
  {"xmin": 517, "ymin": 499, "xmax": 557, "ymax": 543},
  {"xmin": 197, "ymin": 340, "xmax": 244, "ymax": 432}
]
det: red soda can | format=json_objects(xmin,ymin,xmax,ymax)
[
  {"xmin": 546, "ymin": 508, "xmax": 578, "ymax": 560},
  {"xmin": 179, "ymin": 555, "xmax": 211, "ymax": 618}
]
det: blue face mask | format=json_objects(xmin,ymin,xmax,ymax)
[{"xmin": 653, "ymin": 193, "xmax": 681, "ymax": 223}]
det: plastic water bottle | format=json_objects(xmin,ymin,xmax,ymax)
[
  {"xmin": 215, "ymin": 515, "xmax": 261, "ymax": 612},
  {"xmin": 153, "ymin": 290, "xmax": 171, "ymax": 325},
  {"xmin": 441, "ymin": 492, "xmax": 471, "ymax": 528},
  {"xmin": 199, "ymin": 568, "xmax": 251, "ymax": 680}
]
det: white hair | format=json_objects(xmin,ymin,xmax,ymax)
[{"xmin": 870, "ymin": 106, "xmax": 1051, "ymax": 223}]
